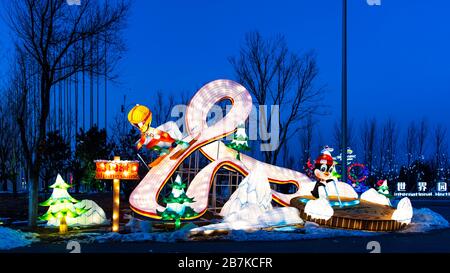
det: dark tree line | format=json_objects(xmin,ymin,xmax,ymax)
[
  {"xmin": 0, "ymin": 0, "xmax": 130, "ymax": 228},
  {"xmin": 296, "ymin": 117, "xmax": 449, "ymax": 192}
]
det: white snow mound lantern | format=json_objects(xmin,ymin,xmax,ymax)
[
  {"xmin": 257, "ymin": 207, "xmax": 303, "ymax": 227},
  {"xmin": 220, "ymin": 166, "xmax": 273, "ymax": 224},
  {"xmin": 360, "ymin": 188, "xmax": 391, "ymax": 206},
  {"xmin": 73, "ymin": 200, "xmax": 109, "ymax": 226},
  {"xmin": 391, "ymin": 197, "xmax": 413, "ymax": 225},
  {"xmin": 304, "ymin": 197, "xmax": 334, "ymax": 221},
  {"xmin": 190, "ymin": 168, "xmax": 304, "ymax": 234},
  {"xmin": 46, "ymin": 200, "xmax": 108, "ymax": 227}
]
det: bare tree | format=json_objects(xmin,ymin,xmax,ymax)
[
  {"xmin": 299, "ymin": 113, "xmax": 314, "ymax": 166},
  {"xmin": 230, "ymin": 31, "xmax": 324, "ymax": 164},
  {"xmin": 150, "ymin": 90, "xmax": 176, "ymax": 126},
  {"xmin": 417, "ymin": 118, "xmax": 428, "ymax": 160},
  {"xmin": 405, "ymin": 121, "xmax": 417, "ymax": 166},
  {"xmin": 377, "ymin": 119, "xmax": 398, "ymax": 180},
  {"xmin": 3, "ymin": 0, "xmax": 130, "ymax": 227},
  {"xmin": 360, "ymin": 118, "xmax": 377, "ymax": 175},
  {"xmin": 434, "ymin": 124, "xmax": 447, "ymax": 180},
  {"xmin": 0, "ymin": 103, "xmax": 16, "ymax": 192}
]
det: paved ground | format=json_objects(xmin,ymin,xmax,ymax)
[{"xmin": 5, "ymin": 200, "xmax": 450, "ymax": 253}]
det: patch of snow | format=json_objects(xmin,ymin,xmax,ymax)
[
  {"xmin": 360, "ymin": 188, "xmax": 391, "ymax": 206},
  {"xmin": 95, "ymin": 223, "xmax": 197, "ymax": 243},
  {"xmin": 89, "ymin": 208, "xmax": 449, "ymax": 243},
  {"xmin": 125, "ymin": 216, "xmax": 152, "ymax": 233},
  {"xmin": 0, "ymin": 227, "xmax": 39, "ymax": 250},
  {"xmin": 401, "ymin": 208, "xmax": 449, "ymax": 233},
  {"xmin": 257, "ymin": 207, "xmax": 303, "ymax": 227},
  {"xmin": 191, "ymin": 207, "xmax": 304, "ymax": 234}
]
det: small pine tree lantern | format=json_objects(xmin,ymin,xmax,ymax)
[
  {"xmin": 377, "ymin": 180, "xmax": 391, "ymax": 197},
  {"xmin": 39, "ymin": 174, "xmax": 88, "ymax": 234},
  {"xmin": 226, "ymin": 123, "xmax": 250, "ymax": 160},
  {"xmin": 158, "ymin": 175, "xmax": 198, "ymax": 229}
]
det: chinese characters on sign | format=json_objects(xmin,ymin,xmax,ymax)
[
  {"xmin": 367, "ymin": 0, "xmax": 381, "ymax": 6},
  {"xmin": 95, "ymin": 160, "xmax": 139, "ymax": 180},
  {"xmin": 417, "ymin": 182, "xmax": 427, "ymax": 192},
  {"xmin": 67, "ymin": 0, "xmax": 81, "ymax": 5},
  {"xmin": 397, "ymin": 182, "xmax": 406, "ymax": 192},
  {"xmin": 395, "ymin": 181, "xmax": 449, "ymax": 197},
  {"xmin": 438, "ymin": 182, "xmax": 447, "ymax": 192},
  {"xmin": 95, "ymin": 157, "xmax": 140, "ymax": 232}
]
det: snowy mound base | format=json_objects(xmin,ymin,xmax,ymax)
[
  {"xmin": 401, "ymin": 208, "xmax": 449, "ymax": 233},
  {"xmin": 90, "ymin": 208, "xmax": 448, "ymax": 244},
  {"xmin": 95, "ymin": 223, "xmax": 198, "ymax": 243},
  {"xmin": 46, "ymin": 199, "xmax": 109, "ymax": 227},
  {"xmin": 190, "ymin": 207, "xmax": 304, "ymax": 236},
  {"xmin": 0, "ymin": 227, "xmax": 39, "ymax": 250}
]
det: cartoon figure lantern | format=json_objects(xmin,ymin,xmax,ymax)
[{"xmin": 127, "ymin": 104, "xmax": 191, "ymax": 167}]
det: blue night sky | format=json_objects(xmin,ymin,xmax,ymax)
[
  {"xmin": 116, "ymin": 0, "xmax": 450, "ymax": 154},
  {"xmin": 120, "ymin": 0, "xmax": 450, "ymax": 130},
  {"xmin": 1, "ymin": 0, "xmax": 449, "ymax": 156}
]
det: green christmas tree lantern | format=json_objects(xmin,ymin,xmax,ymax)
[
  {"xmin": 39, "ymin": 174, "xmax": 88, "ymax": 234},
  {"xmin": 377, "ymin": 180, "xmax": 392, "ymax": 198},
  {"xmin": 331, "ymin": 160, "xmax": 342, "ymax": 180},
  {"xmin": 226, "ymin": 123, "xmax": 250, "ymax": 160},
  {"xmin": 158, "ymin": 175, "xmax": 198, "ymax": 229}
]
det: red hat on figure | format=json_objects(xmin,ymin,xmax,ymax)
[{"xmin": 315, "ymin": 146, "xmax": 334, "ymax": 166}]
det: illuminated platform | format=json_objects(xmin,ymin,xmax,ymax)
[{"xmin": 290, "ymin": 197, "xmax": 408, "ymax": 232}]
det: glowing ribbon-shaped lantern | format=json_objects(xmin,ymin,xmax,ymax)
[{"xmin": 129, "ymin": 79, "xmax": 356, "ymax": 219}]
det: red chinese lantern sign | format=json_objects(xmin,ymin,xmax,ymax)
[{"xmin": 95, "ymin": 160, "xmax": 139, "ymax": 180}]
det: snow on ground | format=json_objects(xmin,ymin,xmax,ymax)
[
  {"xmin": 90, "ymin": 208, "xmax": 449, "ymax": 243},
  {"xmin": 0, "ymin": 227, "xmax": 39, "ymax": 250},
  {"xmin": 94, "ymin": 223, "xmax": 197, "ymax": 243},
  {"xmin": 401, "ymin": 208, "xmax": 449, "ymax": 233},
  {"xmin": 228, "ymin": 222, "xmax": 378, "ymax": 241}
]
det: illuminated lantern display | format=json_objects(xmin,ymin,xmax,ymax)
[
  {"xmin": 377, "ymin": 180, "xmax": 392, "ymax": 198},
  {"xmin": 39, "ymin": 174, "xmax": 89, "ymax": 234},
  {"xmin": 347, "ymin": 163, "xmax": 369, "ymax": 193},
  {"xmin": 304, "ymin": 158, "xmax": 315, "ymax": 178},
  {"xmin": 128, "ymin": 79, "xmax": 413, "ymax": 232},
  {"xmin": 157, "ymin": 175, "xmax": 198, "ymax": 229},
  {"xmin": 95, "ymin": 156, "xmax": 139, "ymax": 232}
]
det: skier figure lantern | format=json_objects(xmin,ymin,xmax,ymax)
[{"xmin": 127, "ymin": 104, "xmax": 191, "ymax": 167}]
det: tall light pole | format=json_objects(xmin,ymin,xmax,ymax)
[{"xmin": 341, "ymin": 0, "xmax": 348, "ymax": 184}]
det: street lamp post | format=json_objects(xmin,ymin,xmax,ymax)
[{"xmin": 341, "ymin": 0, "xmax": 348, "ymax": 184}]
